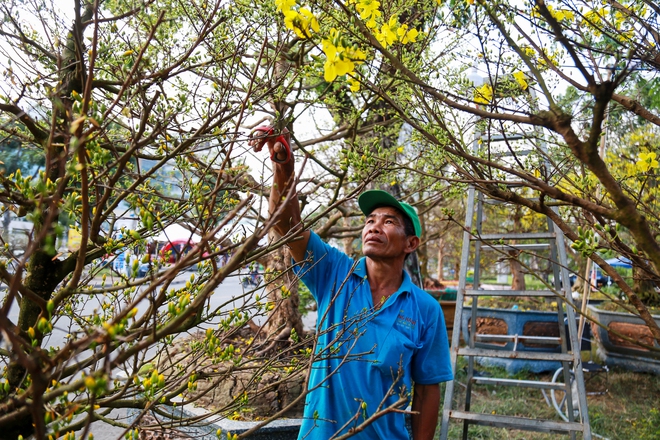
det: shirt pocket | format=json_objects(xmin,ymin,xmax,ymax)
[{"xmin": 375, "ymin": 328, "xmax": 419, "ymax": 377}]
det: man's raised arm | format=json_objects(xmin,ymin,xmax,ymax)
[{"xmin": 249, "ymin": 126, "xmax": 309, "ymax": 262}]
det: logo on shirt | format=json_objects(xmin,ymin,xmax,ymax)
[{"xmin": 397, "ymin": 309, "xmax": 417, "ymax": 329}]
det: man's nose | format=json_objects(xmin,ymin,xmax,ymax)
[{"xmin": 367, "ymin": 220, "xmax": 381, "ymax": 233}]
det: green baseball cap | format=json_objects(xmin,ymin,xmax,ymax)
[{"xmin": 358, "ymin": 190, "xmax": 421, "ymax": 237}]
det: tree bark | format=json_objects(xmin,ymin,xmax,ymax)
[
  {"xmin": 260, "ymin": 242, "xmax": 304, "ymax": 352},
  {"xmin": 436, "ymin": 238, "xmax": 445, "ymax": 281}
]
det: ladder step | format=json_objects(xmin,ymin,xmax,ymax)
[
  {"xmin": 471, "ymin": 232, "xmax": 556, "ymax": 241},
  {"xmin": 494, "ymin": 149, "xmax": 534, "ymax": 157},
  {"xmin": 480, "ymin": 243, "xmax": 550, "ymax": 251},
  {"xmin": 448, "ymin": 411, "xmax": 584, "ymax": 434},
  {"xmin": 485, "ymin": 198, "xmax": 540, "ymax": 206},
  {"xmin": 472, "ymin": 377, "xmax": 567, "ymax": 390},
  {"xmin": 475, "ymin": 334, "xmax": 561, "ymax": 345},
  {"xmin": 457, "ymin": 347, "xmax": 574, "ymax": 362},
  {"xmin": 481, "ymin": 134, "xmax": 527, "ymax": 142},
  {"xmin": 465, "ymin": 289, "xmax": 558, "ymax": 297}
]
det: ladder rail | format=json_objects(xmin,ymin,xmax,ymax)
[{"xmin": 463, "ymin": 191, "xmax": 486, "ymax": 439}]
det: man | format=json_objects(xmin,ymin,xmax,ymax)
[{"xmin": 250, "ymin": 127, "xmax": 452, "ymax": 440}]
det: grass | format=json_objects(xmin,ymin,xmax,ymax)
[{"xmin": 438, "ymin": 357, "xmax": 660, "ymax": 439}]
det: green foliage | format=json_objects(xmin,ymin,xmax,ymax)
[{"xmin": 298, "ymin": 279, "xmax": 316, "ymax": 316}]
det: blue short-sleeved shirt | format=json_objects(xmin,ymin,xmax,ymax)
[{"xmin": 294, "ymin": 232, "xmax": 453, "ymax": 440}]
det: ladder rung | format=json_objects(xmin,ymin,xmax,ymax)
[
  {"xmin": 472, "ymin": 377, "xmax": 567, "ymax": 390},
  {"xmin": 448, "ymin": 411, "xmax": 584, "ymax": 434},
  {"xmin": 465, "ymin": 289, "xmax": 558, "ymax": 297},
  {"xmin": 494, "ymin": 149, "xmax": 534, "ymax": 157},
  {"xmin": 481, "ymin": 134, "xmax": 527, "ymax": 142},
  {"xmin": 471, "ymin": 233, "xmax": 556, "ymax": 241},
  {"xmin": 480, "ymin": 243, "xmax": 550, "ymax": 251},
  {"xmin": 457, "ymin": 347, "xmax": 574, "ymax": 362},
  {"xmin": 485, "ymin": 198, "xmax": 540, "ymax": 206},
  {"xmin": 475, "ymin": 334, "xmax": 561, "ymax": 345}
]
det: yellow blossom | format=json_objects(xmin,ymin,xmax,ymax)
[
  {"xmin": 321, "ymin": 32, "xmax": 366, "ymax": 82},
  {"xmin": 512, "ymin": 71, "xmax": 528, "ymax": 90},
  {"xmin": 283, "ymin": 7, "xmax": 319, "ymax": 39},
  {"xmin": 356, "ymin": 0, "xmax": 381, "ymax": 22},
  {"xmin": 397, "ymin": 24, "xmax": 419, "ymax": 44},
  {"xmin": 474, "ymin": 83, "xmax": 493, "ymax": 104},
  {"xmin": 322, "ymin": 40, "xmax": 355, "ymax": 82},
  {"xmin": 377, "ymin": 16, "xmax": 398, "ymax": 47},
  {"xmin": 348, "ymin": 76, "xmax": 361, "ymax": 92},
  {"xmin": 275, "ymin": 0, "xmax": 296, "ymax": 12},
  {"xmin": 636, "ymin": 152, "xmax": 659, "ymax": 172}
]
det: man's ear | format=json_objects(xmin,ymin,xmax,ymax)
[{"xmin": 405, "ymin": 236, "xmax": 420, "ymax": 254}]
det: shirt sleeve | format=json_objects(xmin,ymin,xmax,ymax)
[
  {"xmin": 411, "ymin": 297, "xmax": 454, "ymax": 384},
  {"xmin": 292, "ymin": 232, "xmax": 354, "ymax": 304}
]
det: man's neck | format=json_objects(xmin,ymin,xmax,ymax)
[{"xmin": 365, "ymin": 257, "xmax": 405, "ymax": 307}]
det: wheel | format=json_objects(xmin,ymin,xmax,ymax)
[{"xmin": 550, "ymin": 367, "xmax": 580, "ymax": 422}]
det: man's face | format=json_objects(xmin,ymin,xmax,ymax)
[{"xmin": 361, "ymin": 206, "xmax": 414, "ymax": 260}]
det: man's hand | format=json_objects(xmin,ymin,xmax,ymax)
[
  {"xmin": 248, "ymin": 124, "xmax": 309, "ymax": 261},
  {"xmin": 249, "ymin": 126, "xmax": 292, "ymax": 164}
]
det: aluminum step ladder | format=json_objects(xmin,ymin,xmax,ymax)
[{"xmin": 439, "ymin": 132, "xmax": 592, "ymax": 440}]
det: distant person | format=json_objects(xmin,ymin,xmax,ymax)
[{"xmin": 250, "ymin": 126, "xmax": 452, "ymax": 440}]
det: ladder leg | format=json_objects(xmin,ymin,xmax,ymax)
[
  {"xmin": 440, "ymin": 185, "xmax": 478, "ymax": 440},
  {"xmin": 555, "ymin": 221, "xmax": 592, "ymax": 440}
]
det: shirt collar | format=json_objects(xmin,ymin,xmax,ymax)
[{"xmin": 352, "ymin": 257, "xmax": 414, "ymax": 295}]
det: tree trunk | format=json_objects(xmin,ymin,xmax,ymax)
[
  {"xmin": 509, "ymin": 208, "xmax": 526, "ymax": 290},
  {"xmin": 509, "ymin": 250, "xmax": 526, "ymax": 291},
  {"xmin": 633, "ymin": 265, "xmax": 660, "ymax": 307},
  {"xmin": 417, "ymin": 241, "xmax": 429, "ymax": 281},
  {"xmin": 259, "ymin": 233, "xmax": 304, "ymax": 353},
  {"xmin": 437, "ymin": 237, "xmax": 445, "ymax": 281}
]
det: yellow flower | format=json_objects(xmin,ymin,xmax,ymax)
[
  {"xmin": 348, "ymin": 76, "xmax": 361, "ymax": 92},
  {"xmin": 377, "ymin": 16, "xmax": 398, "ymax": 47},
  {"xmin": 512, "ymin": 71, "xmax": 528, "ymax": 90},
  {"xmin": 321, "ymin": 33, "xmax": 365, "ymax": 82},
  {"xmin": 283, "ymin": 7, "xmax": 319, "ymax": 39},
  {"xmin": 636, "ymin": 152, "xmax": 659, "ymax": 172},
  {"xmin": 356, "ymin": 0, "xmax": 381, "ymax": 22},
  {"xmin": 474, "ymin": 83, "xmax": 493, "ymax": 104},
  {"xmin": 84, "ymin": 375, "xmax": 96, "ymax": 390},
  {"xmin": 322, "ymin": 40, "xmax": 354, "ymax": 82},
  {"xmin": 537, "ymin": 4, "xmax": 575, "ymax": 23},
  {"xmin": 397, "ymin": 24, "xmax": 419, "ymax": 44},
  {"xmin": 275, "ymin": 0, "xmax": 296, "ymax": 12}
]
